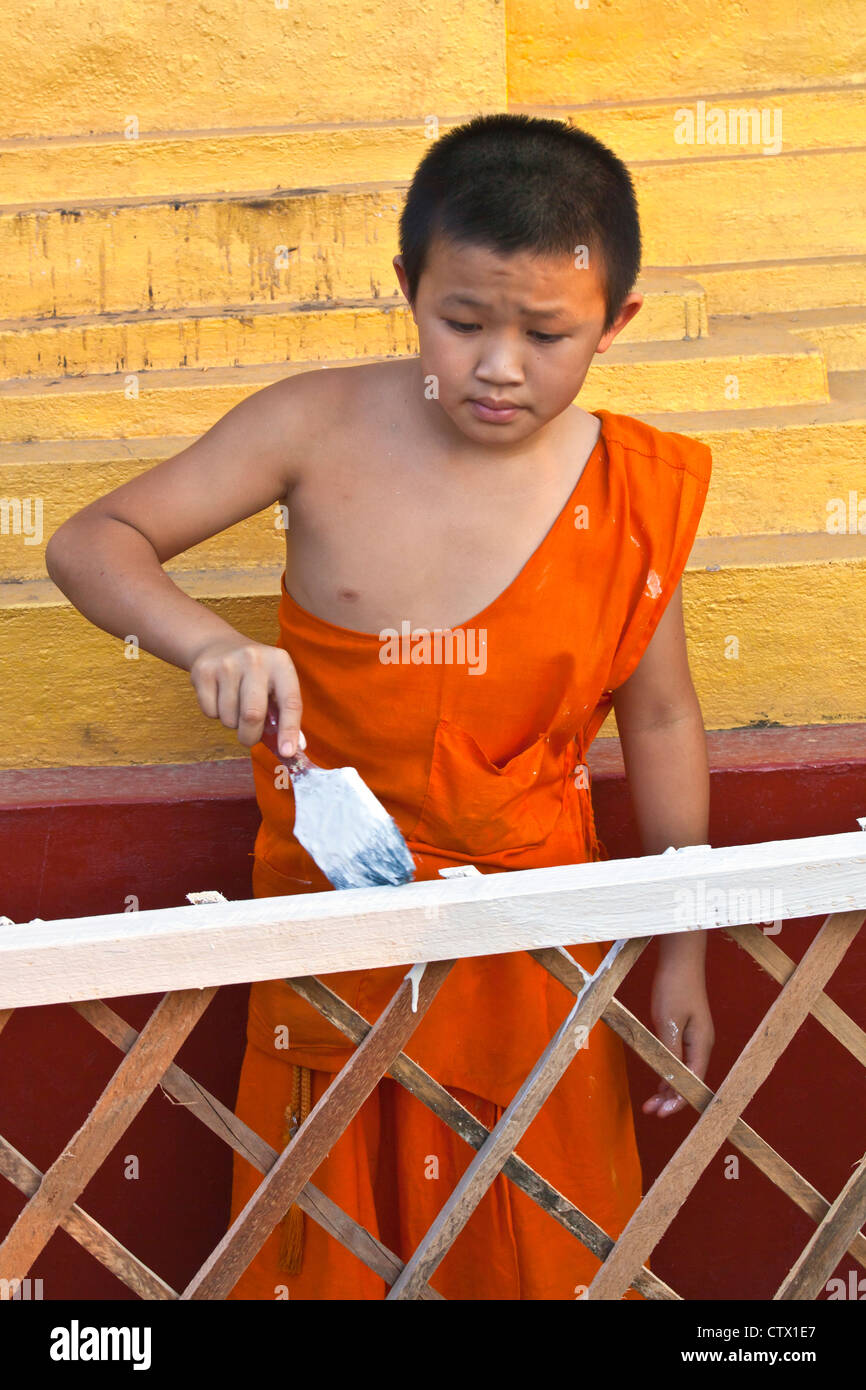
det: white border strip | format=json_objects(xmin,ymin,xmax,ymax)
[{"xmin": 1, "ymin": 830, "xmax": 865, "ymax": 1007}]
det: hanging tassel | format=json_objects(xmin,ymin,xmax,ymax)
[{"xmin": 278, "ymin": 1064, "xmax": 312, "ymax": 1274}]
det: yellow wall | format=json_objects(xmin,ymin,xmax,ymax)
[
  {"xmin": 507, "ymin": 0, "xmax": 866, "ymax": 103},
  {"xmin": 2, "ymin": 2, "xmax": 865, "ymax": 766},
  {"xmin": 2, "ymin": 0, "xmax": 505, "ymax": 138}
]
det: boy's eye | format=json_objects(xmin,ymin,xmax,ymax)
[{"xmin": 443, "ymin": 319, "xmax": 562, "ymax": 344}]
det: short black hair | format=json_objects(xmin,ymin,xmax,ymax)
[{"xmin": 398, "ymin": 112, "xmax": 642, "ymax": 335}]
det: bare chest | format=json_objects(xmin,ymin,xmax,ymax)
[{"xmin": 283, "ymin": 377, "xmax": 598, "ymax": 633}]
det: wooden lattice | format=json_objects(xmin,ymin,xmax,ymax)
[{"xmin": 1, "ymin": 830, "xmax": 865, "ymax": 1300}]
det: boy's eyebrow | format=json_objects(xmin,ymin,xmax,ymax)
[{"xmin": 439, "ymin": 292, "xmax": 569, "ymax": 320}]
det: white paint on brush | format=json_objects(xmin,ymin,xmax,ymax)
[{"xmin": 292, "ymin": 763, "xmax": 415, "ymax": 890}]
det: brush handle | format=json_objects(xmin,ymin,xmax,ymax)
[{"xmin": 261, "ymin": 700, "xmax": 309, "ymax": 768}]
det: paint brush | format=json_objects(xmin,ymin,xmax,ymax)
[{"xmin": 261, "ymin": 699, "xmax": 416, "ymax": 891}]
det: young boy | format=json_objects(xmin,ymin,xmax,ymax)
[{"xmin": 46, "ymin": 113, "xmax": 714, "ymax": 1300}]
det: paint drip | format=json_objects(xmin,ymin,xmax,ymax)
[{"xmin": 403, "ymin": 962, "xmax": 427, "ymax": 1013}]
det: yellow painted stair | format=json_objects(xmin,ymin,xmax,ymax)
[
  {"xmin": 0, "ymin": 366, "xmax": 863, "ymax": 581},
  {"xmin": 0, "ymin": 272, "xmax": 709, "ymax": 379},
  {"xmin": 3, "ymin": 83, "xmax": 863, "ymax": 204},
  {"xmin": 0, "ymin": 318, "xmax": 829, "ymax": 444},
  {"xmin": 1, "ymin": 66, "xmax": 864, "ymax": 765},
  {"xmin": 2, "ymin": 148, "xmax": 863, "ymax": 319},
  {"xmin": 3, "ymin": 516, "xmax": 865, "ymax": 768}
]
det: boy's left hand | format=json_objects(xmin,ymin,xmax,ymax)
[{"xmin": 642, "ymin": 951, "xmax": 714, "ymax": 1119}]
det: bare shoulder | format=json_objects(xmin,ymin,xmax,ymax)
[
  {"xmin": 279, "ymin": 357, "xmax": 398, "ymax": 427},
  {"xmin": 304, "ymin": 357, "xmax": 409, "ymax": 413},
  {"xmin": 250, "ymin": 366, "xmax": 350, "ymax": 490},
  {"xmin": 280, "ymin": 359, "xmax": 401, "ymax": 409},
  {"xmin": 278, "ymin": 359, "xmax": 409, "ymax": 478}
]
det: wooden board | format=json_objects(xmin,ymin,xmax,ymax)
[{"xmin": 2, "ymin": 829, "xmax": 865, "ymax": 1007}]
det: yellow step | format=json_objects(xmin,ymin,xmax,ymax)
[
  {"xmin": 734, "ymin": 307, "xmax": 866, "ymax": 373},
  {"xmin": 514, "ymin": 87, "xmax": 866, "ymax": 163},
  {"xmin": 0, "ymin": 321, "xmax": 828, "ymax": 452},
  {"xmin": 0, "ymin": 273, "xmax": 707, "ymax": 381},
  {"xmin": 5, "ymin": 537, "xmax": 866, "ymax": 768},
  {"xmin": 0, "ymin": 186, "xmax": 410, "ymax": 319},
  {"xmin": 4, "ymin": 86, "xmax": 863, "ymax": 204},
  {"xmin": 2, "ymin": 148, "xmax": 863, "ymax": 320},
  {"xmin": 587, "ymin": 316, "xmax": 829, "ymax": 413},
  {"xmin": 642, "ymin": 530, "xmax": 866, "ymax": 739},
  {"xmin": 4, "ymin": 371, "xmax": 862, "ymax": 583},
  {"xmin": 640, "ymin": 370, "xmax": 866, "ymax": 537},
  {"xmin": 0, "ymin": 434, "xmax": 284, "ymax": 581},
  {"xmin": 633, "ymin": 148, "xmax": 865, "ymax": 267},
  {"xmin": 666, "ymin": 254, "xmax": 866, "ymax": 318},
  {"xmin": 4, "ymin": 122, "xmax": 450, "ymax": 204}
]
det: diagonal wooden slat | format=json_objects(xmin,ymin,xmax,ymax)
[
  {"xmin": 775, "ymin": 1151, "xmax": 866, "ymax": 1300},
  {"xmin": 530, "ymin": 944, "xmax": 866, "ymax": 1271},
  {"xmin": 287, "ymin": 962, "xmax": 678, "ymax": 1299},
  {"xmin": 385, "ymin": 935, "xmax": 649, "ymax": 1300},
  {"xmin": 68, "ymin": 997, "xmax": 444, "ymax": 1299},
  {"xmin": 724, "ymin": 922, "xmax": 866, "ymax": 1066},
  {"xmin": 296, "ymin": 1179, "xmax": 443, "ymax": 1300},
  {"xmin": 0, "ymin": 1134, "xmax": 176, "ymax": 1300},
  {"xmin": 181, "ymin": 959, "xmax": 457, "ymax": 1299},
  {"xmin": 0, "ymin": 986, "xmax": 216, "ymax": 1286},
  {"xmin": 587, "ymin": 909, "xmax": 865, "ymax": 1300},
  {"xmin": 70, "ymin": 998, "xmax": 266, "ymax": 1169},
  {"xmin": 0, "ymin": 828, "xmax": 862, "ymax": 1303}
]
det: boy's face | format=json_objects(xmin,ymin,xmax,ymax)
[{"xmin": 393, "ymin": 233, "xmax": 642, "ymax": 448}]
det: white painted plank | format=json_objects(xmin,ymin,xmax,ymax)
[{"xmin": 1, "ymin": 829, "xmax": 865, "ymax": 1008}]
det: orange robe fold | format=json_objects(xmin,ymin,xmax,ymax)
[{"xmin": 226, "ymin": 408, "xmax": 712, "ymax": 1300}]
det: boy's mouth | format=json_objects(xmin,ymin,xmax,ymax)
[{"xmin": 469, "ymin": 398, "xmax": 524, "ymax": 422}]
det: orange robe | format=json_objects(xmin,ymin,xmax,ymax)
[{"xmin": 226, "ymin": 408, "xmax": 712, "ymax": 1300}]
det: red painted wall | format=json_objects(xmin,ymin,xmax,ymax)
[{"xmin": 1, "ymin": 727, "xmax": 864, "ymax": 1300}]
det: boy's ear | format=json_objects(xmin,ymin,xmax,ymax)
[
  {"xmin": 594, "ymin": 291, "xmax": 644, "ymax": 354},
  {"xmin": 393, "ymin": 255, "xmax": 414, "ymax": 313}
]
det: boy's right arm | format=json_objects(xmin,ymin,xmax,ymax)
[{"xmin": 45, "ymin": 375, "xmax": 311, "ymax": 757}]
